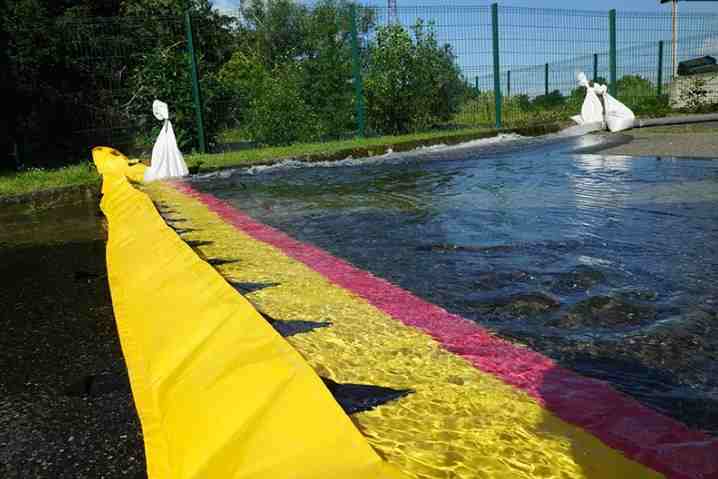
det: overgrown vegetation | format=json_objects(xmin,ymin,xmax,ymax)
[{"xmin": 3, "ymin": 0, "xmax": 468, "ymax": 165}]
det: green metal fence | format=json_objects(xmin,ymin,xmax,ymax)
[
  {"xmin": 204, "ymin": 3, "xmax": 718, "ymax": 147},
  {"xmin": 9, "ymin": 3, "xmax": 718, "ymax": 165}
]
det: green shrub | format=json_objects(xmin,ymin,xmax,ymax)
[
  {"xmin": 364, "ymin": 21, "xmax": 464, "ymax": 134},
  {"xmin": 126, "ymin": 40, "xmax": 231, "ymax": 153},
  {"xmin": 219, "ymin": 51, "xmax": 270, "ymax": 129},
  {"xmin": 246, "ymin": 64, "xmax": 322, "ymax": 145}
]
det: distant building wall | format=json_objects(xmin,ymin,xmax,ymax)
[{"xmin": 670, "ymin": 71, "xmax": 718, "ymax": 108}]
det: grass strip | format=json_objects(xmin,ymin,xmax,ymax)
[
  {"xmin": 0, "ymin": 164, "xmax": 99, "ymax": 200},
  {"xmin": 186, "ymin": 126, "xmax": 526, "ymax": 172},
  {"xmin": 0, "ymin": 123, "xmax": 562, "ymax": 198}
]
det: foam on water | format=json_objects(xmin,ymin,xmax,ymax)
[{"xmin": 192, "ymin": 133, "xmax": 528, "ymax": 181}]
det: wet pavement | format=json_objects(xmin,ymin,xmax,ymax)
[
  {"xmin": 0, "ymin": 197, "xmax": 145, "ymax": 478},
  {"xmin": 593, "ymin": 121, "xmax": 718, "ymax": 159}
]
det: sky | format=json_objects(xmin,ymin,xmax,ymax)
[{"xmin": 212, "ymin": 0, "xmax": 718, "ymax": 14}]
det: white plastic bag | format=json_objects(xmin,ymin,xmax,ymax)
[
  {"xmin": 144, "ymin": 100, "xmax": 189, "ymax": 182},
  {"xmin": 571, "ymin": 72, "xmax": 635, "ymax": 132},
  {"xmin": 603, "ymin": 92, "xmax": 636, "ymax": 132},
  {"xmin": 572, "ymin": 73, "xmax": 604, "ymax": 126}
]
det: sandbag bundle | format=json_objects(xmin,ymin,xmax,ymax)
[
  {"xmin": 144, "ymin": 100, "xmax": 189, "ymax": 182},
  {"xmin": 572, "ymin": 72, "xmax": 636, "ymax": 133}
]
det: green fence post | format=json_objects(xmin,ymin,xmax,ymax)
[
  {"xmin": 350, "ymin": 5, "xmax": 365, "ymax": 138},
  {"xmin": 609, "ymin": 9, "xmax": 617, "ymax": 97},
  {"xmin": 544, "ymin": 63, "xmax": 549, "ymax": 96},
  {"xmin": 657, "ymin": 40, "xmax": 664, "ymax": 97},
  {"xmin": 185, "ymin": 11, "xmax": 206, "ymax": 154},
  {"xmin": 593, "ymin": 53, "xmax": 598, "ymax": 83},
  {"xmin": 475, "ymin": 76, "xmax": 479, "ymax": 94},
  {"xmin": 491, "ymin": 3, "xmax": 501, "ymax": 129},
  {"xmin": 507, "ymin": 70, "xmax": 511, "ymax": 98}
]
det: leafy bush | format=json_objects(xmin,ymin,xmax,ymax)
[
  {"xmin": 364, "ymin": 21, "xmax": 464, "ymax": 134},
  {"xmin": 227, "ymin": 0, "xmax": 369, "ymax": 144},
  {"xmin": 297, "ymin": 1, "xmax": 357, "ymax": 138},
  {"xmin": 127, "ymin": 43, "xmax": 231, "ymax": 153},
  {"xmin": 219, "ymin": 51, "xmax": 271, "ymax": 129},
  {"xmin": 246, "ymin": 64, "xmax": 322, "ymax": 145}
]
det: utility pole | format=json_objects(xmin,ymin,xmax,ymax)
[
  {"xmin": 671, "ymin": 0, "xmax": 678, "ymax": 79},
  {"xmin": 388, "ymin": 0, "xmax": 398, "ymax": 24}
]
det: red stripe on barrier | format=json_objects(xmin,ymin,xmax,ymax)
[{"xmin": 173, "ymin": 182, "xmax": 718, "ymax": 479}]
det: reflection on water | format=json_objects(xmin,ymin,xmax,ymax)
[
  {"xmin": 191, "ymin": 135, "xmax": 718, "ymax": 434},
  {"xmin": 0, "ymin": 200, "xmax": 103, "ymax": 246}
]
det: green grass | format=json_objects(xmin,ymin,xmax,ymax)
[
  {"xmin": 0, "ymin": 164, "xmax": 99, "ymax": 199},
  {"xmin": 189, "ymin": 127, "xmax": 496, "ymax": 170},
  {"xmin": 0, "ymin": 127, "xmax": 505, "ymax": 198},
  {"xmin": 1, "ymin": 128, "xmax": 496, "ymax": 198}
]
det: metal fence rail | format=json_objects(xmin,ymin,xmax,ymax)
[{"xmin": 11, "ymin": 3, "xmax": 718, "ymax": 164}]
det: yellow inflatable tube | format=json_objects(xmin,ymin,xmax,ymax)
[{"xmin": 92, "ymin": 147, "xmax": 405, "ymax": 479}]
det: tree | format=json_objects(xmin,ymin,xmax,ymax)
[
  {"xmin": 238, "ymin": 0, "xmax": 311, "ymax": 69},
  {"xmin": 2, "ymin": 0, "xmax": 235, "ymax": 163},
  {"xmin": 223, "ymin": 0, "xmax": 373, "ymax": 143},
  {"xmin": 364, "ymin": 21, "xmax": 463, "ymax": 134},
  {"xmin": 3, "ymin": 0, "xmax": 98, "ymax": 166}
]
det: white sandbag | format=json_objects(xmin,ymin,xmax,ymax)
[
  {"xmin": 572, "ymin": 72, "xmax": 605, "ymax": 126},
  {"xmin": 153, "ymin": 100, "xmax": 169, "ymax": 121},
  {"xmin": 577, "ymin": 72, "xmax": 590, "ymax": 88},
  {"xmin": 580, "ymin": 87, "xmax": 605, "ymax": 125},
  {"xmin": 144, "ymin": 100, "xmax": 188, "ymax": 182},
  {"xmin": 603, "ymin": 92, "xmax": 636, "ymax": 132}
]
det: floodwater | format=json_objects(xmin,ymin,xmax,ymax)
[
  {"xmin": 190, "ymin": 134, "xmax": 718, "ymax": 435},
  {"xmin": 0, "ymin": 195, "xmax": 145, "ymax": 478}
]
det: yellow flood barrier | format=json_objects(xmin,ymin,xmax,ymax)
[
  {"xmin": 150, "ymin": 181, "xmax": 665, "ymax": 479},
  {"xmin": 93, "ymin": 147, "xmax": 405, "ymax": 479}
]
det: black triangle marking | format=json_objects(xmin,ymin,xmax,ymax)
[
  {"xmin": 256, "ymin": 309, "xmax": 330, "ymax": 337},
  {"xmin": 321, "ymin": 377, "xmax": 413, "ymax": 414},
  {"xmin": 172, "ymin": 227, "xmax": 199, "ymax": 235},
  {"xmin": 185, "ymin": 240, "xmax": 214, "ymax": 248},
  {"xmin": 207, "ymin": 258, "xmax": 240, "ymax": 266},
  {"xmin": 270, "ymin": 319, "xmax": 331, "ymax": 337},
  {"xmin": 227, "ymin": 281, "xmax": 280, "ymax": 295}
]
